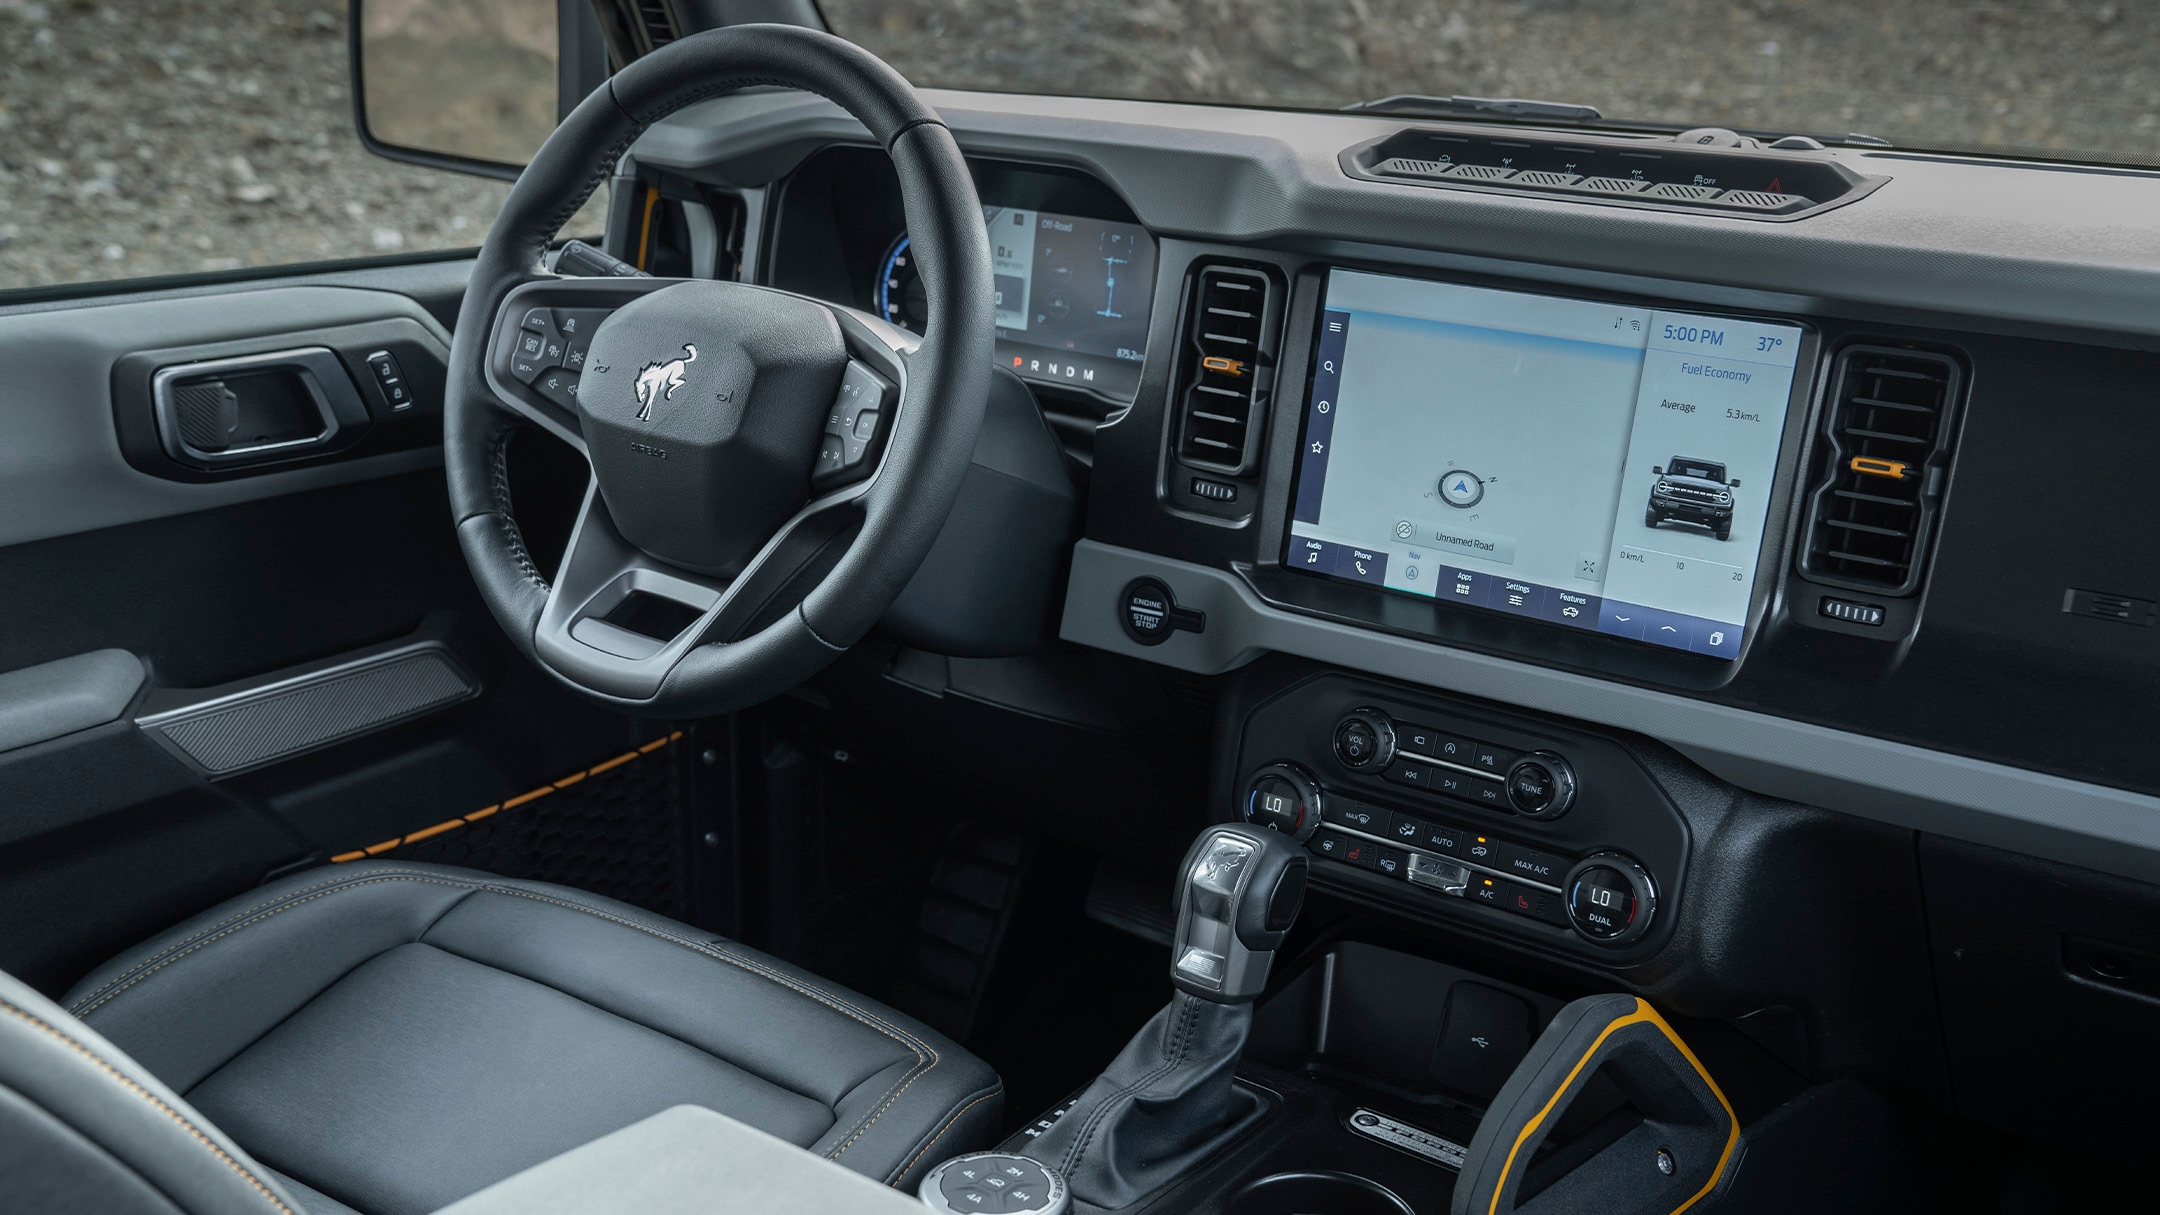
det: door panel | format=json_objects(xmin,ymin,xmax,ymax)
[{"xmin": 0, "ymin": 264, "xmax": 645, "ymax": 993}]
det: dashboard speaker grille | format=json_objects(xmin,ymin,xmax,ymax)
[
  {"xmin": 1801, "ymin": 345, "xmax": 1966, "ymax": 595},
  {"xmin": 1174, "ymin": 266, "xmax": 1275, "ymax": 475}
]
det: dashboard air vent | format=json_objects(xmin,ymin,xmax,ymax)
[
  {"xmin": 1174, "ymin": 266, "xmax": 1275, "ymax": 475},
  {"xmin": 590, "ymin": 0, "xmax": 684, "ymax": 67},
  {"xmin": 1800, "ymin": 346, "xmax": 1966, "ymax": 595}
]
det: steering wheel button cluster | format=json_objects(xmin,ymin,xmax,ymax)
[{"xmin": 813, "ymin": 360, "xmax": 894, "ymax": 489}]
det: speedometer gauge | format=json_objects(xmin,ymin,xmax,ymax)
[{"xmin": 873, "ymin": 233, "xmax": 929, "ymax": 332}]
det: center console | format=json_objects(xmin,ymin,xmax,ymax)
[{"xmin": 1235, "ymin": 673, "xmax": 1687, "ymax": 961}]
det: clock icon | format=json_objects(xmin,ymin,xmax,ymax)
[{"xmin": 1439, "ymin": 469, "xmax": 1485, "ymax": 508}]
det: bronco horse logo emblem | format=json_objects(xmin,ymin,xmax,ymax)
[{"xmin": 632, "ymin": 344, "xmax": 697, "ymax": 421}]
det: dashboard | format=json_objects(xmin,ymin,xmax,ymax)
[{"xmin": 646, "ymin": 88, "xmax": 2160, "ymax": 892}]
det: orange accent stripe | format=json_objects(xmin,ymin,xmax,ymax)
[
  {"xmin": 329, "ymin": 734, "xmax": 681, "ymax": 861},
  {"xmin": 1488, "ymin": 998, "xmax": 1738, "ymax": 1215},
  {"xmin": 400, "ymin": 818, "xmax": 465, "ymax": 846},
  {"xmin": 635, "ymin": 187, "xmax": 660, "ymax": 271},
  {"xmin": 502, "ymin": 786, "xmax": 554, "ymax": 810},
  {"xmin": 1849, "ymin": 456, "xmax": 1911, "ymax": 479}
]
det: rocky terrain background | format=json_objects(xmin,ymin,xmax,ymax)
[{"xmin": 3, "ymin": 0, "xmax": 2150, "ymax": 292}]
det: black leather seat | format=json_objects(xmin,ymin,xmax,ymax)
[{"xmin": 15, "ymin": 861, "xmax": 1001, "ymax": 1214}]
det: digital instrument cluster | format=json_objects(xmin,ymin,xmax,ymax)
[{"xmin": 873, "ymin": 207, "xmax": 1157, "ymax": 400}]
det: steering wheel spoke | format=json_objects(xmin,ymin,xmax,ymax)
[
  {"xmin": 484, "ymin": 275, "xmax": 682, "ymax": 454},
  {"xmin": 528, "ymin": 303, "xmax": 919, "ymax": 703}
]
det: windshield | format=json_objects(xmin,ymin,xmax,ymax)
[
  {"xmin": 1667, "ymin": 460, "xmax": 1727, "ymax": 481},
  {"xmin": 821, "ymin": 0, "xmax": 2158, "ymax": 169}
]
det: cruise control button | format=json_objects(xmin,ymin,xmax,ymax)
[
  {"xmin": 520, "ymin": 307, "xmax": 551, "ymax": 333},
  {"xmin": 1322, "ymin": 799, "xmax": 1385, "ymax": 833}
]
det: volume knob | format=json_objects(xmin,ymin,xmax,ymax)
[{"xmin": 1332, "ymin": 708, "xmax": 1397, "ymax": 772}]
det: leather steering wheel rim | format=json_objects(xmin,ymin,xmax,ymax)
[{"xmin": 443, "ymin": 25, "xmax": 993, "ymax": 718}]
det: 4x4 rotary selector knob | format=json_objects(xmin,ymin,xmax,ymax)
[
  {"xmin": 1504, "ymin": 752, "xmax": 1577, "ymax": 818},
  {"xmin": 1243, "ymin": 763, "xmax": 1322, "ymax": 842},
  {"xmin": 1332, "ymin": 708, "xmax": 1397, "ymax": 771}
]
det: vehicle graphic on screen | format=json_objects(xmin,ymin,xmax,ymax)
[{"xmin": 1645, "ymin": 456, "xmax": 1743, "ymax": 541}]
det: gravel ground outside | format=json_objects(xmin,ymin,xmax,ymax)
[
  {"xmin": 0, "ymin": 0, "xmax": 527, "ymax": 291},
  {"xmin": 3, "ymin": 0, "xmax": 2152, "ymax": 293}
]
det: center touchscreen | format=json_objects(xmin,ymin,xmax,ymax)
[{"xmin": 1287, "ymin": 269, "xmax": 1804, "ymax": 659}]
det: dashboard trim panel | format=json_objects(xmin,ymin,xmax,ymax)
[{"xmin": 1062, "ymin": 538, "xmax": 2160, "ymax": 886}]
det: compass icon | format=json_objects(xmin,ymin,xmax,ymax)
[{"xmin": 1439, "ymin": 469, "xmax": 1485, "ymax": 509}]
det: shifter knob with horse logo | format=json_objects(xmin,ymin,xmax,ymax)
[{"xmin": 633, "ymin": 343, "xmax": 697, "ymax": 420}]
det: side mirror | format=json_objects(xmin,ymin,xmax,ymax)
[
  {"xmin": 1729, "ymin": 478, "xmax": 1742, "ymax": 487},
  {"xmin": 1651, "ymin": 466, "xmax": 1664, "ymax": 476},
  {"xmin": 349, "ymin": 0, "xmax": 608, "ymax": 180}
]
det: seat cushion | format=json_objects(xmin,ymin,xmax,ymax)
[{"xmin": 63, "ymin": 863, "xmax": 1003, "ymax": 1215}]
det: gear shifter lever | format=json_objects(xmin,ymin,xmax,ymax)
[
  {"xmin": 1171, "ymin": 825, "xmax": 1309, "ymax": 1002},
  {"xmin": 1024, "ymin": 825, "xmax": 1307, "ymax": 1208}
]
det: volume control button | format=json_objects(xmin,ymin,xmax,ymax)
[{"xmin": 1333, "ymin": 708, "xmax": 1398, "ymax": 772}]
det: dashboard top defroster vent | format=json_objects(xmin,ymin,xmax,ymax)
[
  {"xmin": 1346, "ymin": 125, "xmax": 1885, "ymax": 220},
  {"xmin": 1799, "ymin": 345, "xmax": 1966, "ymax": 595},
  {"xmin": 1173, "ymin": 265, "xmax": 1280, "ymax": 479}
]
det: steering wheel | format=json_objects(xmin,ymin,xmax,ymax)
[{"xmin": 443, "ymin": 25, "xmax": 992, "ymax": 718}]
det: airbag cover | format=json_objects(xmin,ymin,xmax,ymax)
[{"xmin": 578, "ymin": 282, "xmax": 847, "ymax": 574}]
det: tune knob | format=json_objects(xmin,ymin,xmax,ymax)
[
  {"xmin": 1504, "ymin": 752, "xmax": 1576, "ymax": 818},
  {"xmin": 1563, "ymin": 853, "xmax": 1657, "ymax": 947},
  {"xmin": 1332, "ymin": 708, "xmax": 1397, "ymax": 772},
  {"xmin": 1242, "ymin": 763, "xmax": 1323, "ymax": 842}
]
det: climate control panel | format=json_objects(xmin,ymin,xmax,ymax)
[{"xmin": 1234, "ymin": 674, "xmax": 1688, "ymax": 956}]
